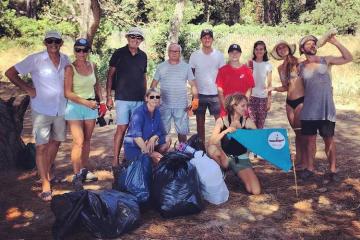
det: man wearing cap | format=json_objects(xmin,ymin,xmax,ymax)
[
  {"xmin": 189, "ymin": 29, "xmax": 225, "ymax": 149},
  {"xmin": 150, "ymin": 43, "xmax": 198, "ymax": 143},
  {"xmin": 106, "ymin": 27, "xmax": 147, "ymax": 171},
  {"xmin": 298, "ymin": 34, "xmax": 352, "ymax": 181},
  {"xmin": 5, "ymin": 30, "xmax": 70, "ymax": 201},
  {"xmin": 216, "ymin": 44, "xmax": 255, "ymax": 117}
]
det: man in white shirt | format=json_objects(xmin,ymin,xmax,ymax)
[
  {"xmin": 189, "ymin": 29, "xmax": 225, "ymax": 150},
  {"xmin": 5, "ymin": 30, "xmax": 70, "ymax": 201}
]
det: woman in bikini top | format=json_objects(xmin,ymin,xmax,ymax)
[
  {"xmin": 269, "ymin": 41, "xmax": 305, "ymax": 169},
  {"xmin": 207, "ymin": 93, "xmax": 261, "ymax": 195}
]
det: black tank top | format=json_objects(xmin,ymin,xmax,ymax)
[{"xmin": 220, "ymin": 117, "xmax": 247, "ymax": 156}]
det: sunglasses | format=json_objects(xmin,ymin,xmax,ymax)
[
  {"xmin": 128, "ymin": 35, "xmax": 143, "ymax": 40},
  {"xmin": 45, "ymin": 38, "xmax": 62, "ymax": 44},
  {"xmin": 74, "ymin": 48, "xmax": 90, "ymax": 53},
  {"xmin": 149, "ymin": 95, "xmax": 161, "ymax": 99}
]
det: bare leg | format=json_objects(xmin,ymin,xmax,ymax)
[
  {"xmin": 195, "ymin": 113, "xmax": 206, "ymax": 148},
  {"xmin": 68, "ymin": 120, "xmax": 84, "ymax": 174},
  {"xmin": 237, "ymin": 168, "xmax": 261, "ymax": 195},
  {"xmin": 81, "ymin": 120, "xmax": 96, "ymax": 169},
  {"xmin": 113, "ymin": 124, "xmax": 128, "ymax": 166},
  {"xmin": 46, "ymin": 139, "xmax": 60, "ymax": 179},
  {"xmin": 304, "ymin": 135, "xmax": 317, "ymax": 172},
  {"xmin": 323, "ymin": 136, "xmax": 336, "ymax": 172},
  {"xmin": 36, "ymin": 144, "xmax": 51, "ymax": 194},
  {"xmin": 207, "ymin": 144, "xmax": 228, "ymax": 168}
]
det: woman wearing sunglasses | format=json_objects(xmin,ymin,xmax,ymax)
[
  {"xmin": 64, "ymin": 38, "xmax": 106, "ymax": 191},
  {"xmin": 123, "ymin": 88, "xmax": 171, "ymax": 164}
]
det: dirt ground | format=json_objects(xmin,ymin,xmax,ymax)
[{"xmin": 1, "ymin": 82, "xmax": 360, "ymax": 240}]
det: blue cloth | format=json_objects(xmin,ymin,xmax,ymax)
[
  {"xmin": 227, "ymin": 128, "xmax": 292, "ymax": 172},
  {"xmin": 65, "ymin": 101, "xmax": 98, "ymax": 120},
  {"xmin": 124, "ymin": 103, "xmax": 166, "ymax": 160}
]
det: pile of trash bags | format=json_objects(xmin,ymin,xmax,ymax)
[
  {"xmin": 51, "ymin": 190, "xmax": 140, "ymax": 240},
  {"xmin": 52, "ymin": 134, "xmax": 229, "ymax": 238}
]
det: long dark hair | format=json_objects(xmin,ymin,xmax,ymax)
[{"xmin": 252, "ymin": 40, "xmax": 269, "ymax": 61}]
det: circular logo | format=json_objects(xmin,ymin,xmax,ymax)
[{"xmin": 268, "ymin": 131, "xmax": 286, "ymax": 150}]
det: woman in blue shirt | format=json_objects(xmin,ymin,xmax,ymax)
[{"xmin": 124, "ymin": 88, "xmax": 170, "ymax": 163}]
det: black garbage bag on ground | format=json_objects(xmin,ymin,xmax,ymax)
[
  {"xmin": 152, "ymin": 151, "xmax": 203, "ymax": 218},
  {"xmin": 186, "ymin": 134, "xmax": 204, "ymax": 152},
  {"xmin": 17, "ymin": 142, "xmax": 36, "ymax": 170},
  {"xmin": 51, "ymin": 190, "xmax": 140, "ymax": 239},
  {"xmin": 114, "ymin": 154, "xmax": 152, "ymax": 204}
]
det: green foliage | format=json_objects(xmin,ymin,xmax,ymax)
[
  {"xmin": 240, "ymin": 0, "xmax": 257, "ymax": 24},
  {"xmin": 91, "ymin": 48, "xmax": 115, "ymax": 84},
  {"xmin": 300, "ymin": 0, "xmax": 360, "ymax": 34},
  {"xmin": 281, "ymin": 0, "xmax": 303, "ymax": 23}
]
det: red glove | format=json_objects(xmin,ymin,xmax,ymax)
[{"xmin": 98, "ymin": 103, "xmax": 107, "ymax": 117}]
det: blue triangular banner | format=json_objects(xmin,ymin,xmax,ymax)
[{"xmin": 227, "ymin": 128, "xmax": 292, "ymax": 172}]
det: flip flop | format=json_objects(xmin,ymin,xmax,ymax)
[{"xmin": 38, "ymin": 191, "xmax": 52, "ymax": 202}]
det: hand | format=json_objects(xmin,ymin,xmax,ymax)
[
  {"xmin": 227, "ymin": 126, "xmax": 237, "ymax": 133},
  {"xmin": 98, "ymin": 103, "xmax": 107, "ymax": 117},
  {"xmin": 27, "ymin": 87, "xmax": 36, "ymax": 98},
  {"xmin": 266, "ymin": 100, "xmax": 271, "ymax": 112},
  {"xmin": 265, "ymin": 86, "xmax": 274, "ymax": 93},
  {"xmin": 191, "ymin": 98, "xmax": 199, "ymax": 111},
  {"xmin": 87, "ymin": 100, "xmax": 98, "ymax": 110},
  {"xmin": 106, "ymin": 98, "xmax": 113, "ymax": 110},
  {"xmin": 327, "ymin": 35, "xmax": 338, "ymax": 45},
  {"xmin": 150, "ymin": 151, "xmax": 163, "ymax": 164},
  {"xmin": 146, "ymin": 137, "xmax": 157, "ymax": 153}
]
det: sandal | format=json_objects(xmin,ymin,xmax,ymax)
[
  {"xmin": 38, "ymin": 191, "xmax": 52, "ymax": 202},
  {"xmin": 299, "ymin": 169, "xmax": 315, "ymax": 180}
]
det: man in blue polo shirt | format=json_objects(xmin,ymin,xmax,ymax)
[{"xmin": 106, "ymin": 27, "xmax": 147, "ymax": 173}]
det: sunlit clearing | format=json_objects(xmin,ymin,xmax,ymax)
[
  {"xmin": 294, "ymin": 199, "xmax": 313, "ymax": 213},
  {"xmin": 249, "ymin": 202, "xmax": 279, "ymax": 215}
]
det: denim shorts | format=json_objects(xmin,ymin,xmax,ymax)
[
  {"xmin": 65, "ymin": 101, "xmax": 98, "ymax": 121},
  {"xmin": 228, "ymin": 153, "xmax": 252, "ymax": 174},
  {"xmin": 193, "ymin": 94, "xmax": 221, "ymax": 116},
  {"xmin": 115, "ymin": 100, "xmax": 143, "ymax": 125},
  {"xmin": 160, "ymin": 106, "xmax": 189, "ymax": 135},
  {"xmin": 32, "ymin": 109, "xmax": 66, "ymax": 145}
]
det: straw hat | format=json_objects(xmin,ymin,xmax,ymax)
[{"xmin": 270, "ymin": 40, "xmax": 296, "ymax": 60}]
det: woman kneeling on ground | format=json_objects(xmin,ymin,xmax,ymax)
[
  {"xmin": 207, "ymin": 93, "xmax": 261, "ymax": 195},
  {"xmin": 123, "ymin": 88, "xmax": 171, "ymax": 164},
  {"xmin": 64, "ymin": 38, "xmax": 106, "ymax": 191}
]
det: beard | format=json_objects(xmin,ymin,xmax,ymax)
[{"xmin": 303, "ymin": 48, "xmax": 317, "ymax": 56}]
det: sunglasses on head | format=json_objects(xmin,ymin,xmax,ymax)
[
  {"xmin": 129, "ymin": 35, "xmax": 143, "ymax": 40},
  {"xmin": 74, "ymin": 48, "xmax": 90, "ymax": 53},
  {"xmin": 149, "ymin": 95, "xmax": 161, "ymax": 99},
  {"xmin": 45, "ymin": 38, "xmax": 62, "ymax": 44}
]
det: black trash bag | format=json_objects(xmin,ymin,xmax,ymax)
[
  {"xmin": 51, "ymin": 190, "xmax": 140, "ymax": 239},
  {"xmin": 51, "ymin": 190, "xmax": 88, "ymax": 240},
  {"xmin": 152, "ymin": 151, "xmax": 203, "ymax": 218},
  {"xmin": 17, "ymin": 142, "xmax": 36, "ymax": 170},
  {"xmin": 81, "ymin": 190, "xmax": 140, "ymax": 239},
  {"xmin": 114, "ymin": 154, "xmax": 152, "ymax": 204},
  {"xmin": 186, "ymin": 134, "xmax": 205, "ymax": 152}
]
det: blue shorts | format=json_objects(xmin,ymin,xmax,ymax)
[
  {"xmin": 115, "ymin": 100, "xmax": 143, "ymax": 125},
  {"xmin": 65, "ymin": 101, "xmax": 97, "ymax": 120},
  {"xmin": 160, "ymin": 106, "xmax": 189, "ymax": 135}
]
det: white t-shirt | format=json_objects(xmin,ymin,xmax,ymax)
[
  {"xmin": 189, "ymin": 49, "xmax": 225, "ymax": 95},
  {"xmin": 15, "ymin": 50, "xmax": 70, "ymax": 116},
  {"xmin": 251, "ymin": 61, "xmax": 272, "ymax": 98}
]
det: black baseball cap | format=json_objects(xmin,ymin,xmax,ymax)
[
  {"xmin": 228, "ymin": 44, "xmax": 242, "ymax": 53},
  {"xmin": 74, "ymin": 38, "xmax": 91, "ymax": 48},
  {"xmin": 200, "ymin": 29, "xmax": 213, "ymax": 39}
]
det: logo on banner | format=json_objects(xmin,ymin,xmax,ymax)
[{"xmin": 268, "ymin": 131, "xmax": 285, "ymax": 150}]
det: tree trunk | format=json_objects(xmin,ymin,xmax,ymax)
[
  {"xmin": 168, "ymin": 0, "xmax": 185, "ymax": 44},
  {"xmin": 75, "ymin": 0, "xmax": 101, "ymax": 45},
  {"xmin": 0, "ymin": 95, "xmax": 30, "ymax": 170}
]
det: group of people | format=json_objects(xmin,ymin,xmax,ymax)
[{"xmin": 5, "ymin": 26, "xmax": 352, "ymax": 201}]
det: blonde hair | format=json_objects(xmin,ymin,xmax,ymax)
[{"xmin": 224, "ymin": 93, "xmax": 248, "ymax": 117}]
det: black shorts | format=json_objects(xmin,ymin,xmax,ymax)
[
  {"xmin": 194, "ymin": 94, "xmax": 221, "ymax": 116},
  {"xmin": 301, "ymin": 120, "xmax": 335, "ymax": 137}
]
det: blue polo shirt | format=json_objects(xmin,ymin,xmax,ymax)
[{"xmin": 124, "ymin": 103, "xmax": 166, "ymax": 160}]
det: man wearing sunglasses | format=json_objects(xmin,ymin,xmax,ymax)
[
  {"xmin": 5, "ymin": 30, "xmax": 70, "ymax": 201},
  {"xmin": 106, "ymin": 27, "xmax": 148, "ymax": 174}
]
